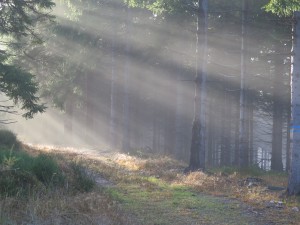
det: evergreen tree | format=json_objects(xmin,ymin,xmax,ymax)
[{"xmin": 0, "ymin": 0, "xmax": 55, "ymax": 119}]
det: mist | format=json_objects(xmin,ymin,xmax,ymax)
[{"xmin": 5, "ymin": 0, "xmax": 291, "ymax": 169}]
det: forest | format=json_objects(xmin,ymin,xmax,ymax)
[{"xmin": 1, "ymin": 0, "xmax": 300, "ymax": 224}]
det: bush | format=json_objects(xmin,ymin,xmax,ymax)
[
  {"xmin": 0, "ymin": 148, "xmax": 95, "ymax": 197},
  {"xmin": 0, "ymin": 149, "xmax": 39, "ymax": 197},
  {"xmin": 0, "ymin": 170, "xmax": 40, "ymax": 196},
  {"xmin": 31, "ymin": 154, "xmax": 65, "ymax": 186},
  {"xmin": 0, "ymin": 150, "xmax": 65, "ymax": 197},
  {"xmin": 70, "ymin": 162, "xmax": 95, "ymax": 192},
  {"xmin": 0, "ymin": 130, "xmax": 21, "ymax": 150}
]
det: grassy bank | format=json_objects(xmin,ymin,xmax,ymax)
[{"xmin": 1, "ymin": 136, "xmax": 299, "ymax": 224}]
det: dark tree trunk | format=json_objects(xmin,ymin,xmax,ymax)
[
  {"xmin": 239, "ymin": 0, "xmax": 249, "ymax": 167},
  {"xmin": 248, "ymin": 97, "xmax": 254, "ymax": 165},
  {"xmin": 187, "ymin": 0, "xmax": 208, "ymax": 171},
  {"xmin": 122, "ymin": 6, "xmax": 131, "ymax": 152},
  {"xmin": 271, "ymin": 45, "xmax": 284, "ymax": 172},
  {"xmin": 220, "ymin": 90, "xmax": 231, "ymax": 166},
  {"xmin": 286, "ymin": 95, "xmax": 291, "ymax": 172}
]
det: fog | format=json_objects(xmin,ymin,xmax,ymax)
[{"xmin": 4, "ymin": 0, "xmax": 291, "ymax": 168}]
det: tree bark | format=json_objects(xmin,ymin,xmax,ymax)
[
  {"xmin": 220, "ymin": 89, "xmax": 231, "ymax": 166},
  {"xmin": 110, "ymin": 12, "xmax": 117, "ymax": 149},
  {"xmin": 271, "ymin": 44, "xmax": 284, "ymax": 171},
  {"xmin": 239, "ymin": 0, "xmax": 249, "ymax": 167},
  {"xmin": 122, "ymin": 6, "xmax": 131, "ymax": 152},
  {"xmin": 188, "ymin": 0, "xmax": 208, "ymax": 171},
  {"xmin": 288, "ymin": 12, "xmax": 300, "ymax": 195}
]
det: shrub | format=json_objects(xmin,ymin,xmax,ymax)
[
  {"xmin": 70, "ymin": 162, "xmax": 95, "ymax": 192},
  {"xmin": 31, "ymin": 154, "xmax": 65, "ymax": 186},
  {"xmin": 0, "ymin": 170, "xmax": 40, "ymax": 197},
  {"xmin": 0, "ymin": 130, "xmax": 21, "ymax": 150}
]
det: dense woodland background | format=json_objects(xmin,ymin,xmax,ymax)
[{"xmin": 4, "ymin": 0, "xmax": 293, "ymax": 172}]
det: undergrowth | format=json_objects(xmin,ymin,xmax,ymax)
[{"xmin": 7, "ymin": 143, "xmax": 299, "ymax": 225}]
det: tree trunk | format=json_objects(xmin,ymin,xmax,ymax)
[
  {"xmin": 110, "ymin": 14, "xmax": 117, "ymax": 149},
  {"xmin": 175, "ymin": 72, "xmax": 184, "ymax": 158},
  {"xmin": 286, "ymin": 63, "xmax": 292, "ymax": 172},
  {"xmin": 248, "ymin": 98, "xmax": 254, "ymax": 165},
  {"xmin": 271, "ymin": 45, "xmax": 284, "ymax": 171},
  {"xmin": 122, "ymin": 6, "xmax": 131, "ymax": 152},
  {"xmin": 239, "ymin": 0, "xmax": 249, "ymax": 167},
  {"xmin": 288, "ymin": 12, "xmax": 300, "ymax": 195},
  {"xmin": 188, "ymin": 0, "xmax": 208, "ymax": 171},
  {"xmin": 286, "ymin": 95, "xmax": 291, "ymax": 172},
  {"xmin": 220, "ymin": 89, "xmax": 231, "ymax": 166}
]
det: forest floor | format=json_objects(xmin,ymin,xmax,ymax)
[{"xmin": 16, "ymin": 144, "xmax": 300, "ymax": 225}]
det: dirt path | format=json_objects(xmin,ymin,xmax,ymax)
[{"xmin": 28, "ymin": 144, "xmax": 298, "ymax": 225}]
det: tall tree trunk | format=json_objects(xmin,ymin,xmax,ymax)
[
  {"xmin": 286, "ymin": 60, "xmax": 292, "ymax": 172},
  {"xmin": 220, "ymin": 89, "xmax": 231, "ymax": 166},
  {"xmin": 248, "ymin": 98, "xmax": 254, "ymax": 165},
  {"xmin": 175, "ymin": 72, "xmax": 184, "ymax": 158},
  {"xmin": 207, "ymin": 88, "xmax": 216, "ymax": 167},
  {"xmin": 288, "ymin": 12, "xmax": 300, "ymax": 195},
  {"xmin": 110, "ymin": 14, "xmax": 117, "ymax": 149},
  {"xmin": 271, "ymin": 45, "xmax": 284, "ymax": 171},
  {"xmin": 122, "ymin": 6, "xmax": 131, "ymax": 152},
  {"xmin": 188, "ymin": 0, "xmax": 208, "ymax": 171},
  {"xmin": 286, "ymin": 91, "xmax": 291, "ymax": 172},
  {"xmin": 239, "ymin": 0, "xmax": 249, "ymax": 167}
]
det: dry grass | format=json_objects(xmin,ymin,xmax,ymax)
[
  {"xmin": 14, "ymin": 145, "xmax": 300, "ymax": 225},
  {"xmin": 0, "ymin": 191, "xmax": 128, "ymax": 225}
]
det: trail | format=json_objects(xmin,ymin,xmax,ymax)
[{"xmin": 27, "ymin": 144, "xmax": 297, "ymax": 225}]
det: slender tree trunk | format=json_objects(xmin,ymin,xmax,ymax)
[
  {"xmin": 221, "ymin": 89, "xmax": 231, "ymax": 166},
  {"xmin": 239, "ymin": 0, "xmax": 249, "ymax": 167},
  {"xmin": 188, "ymin": 0, "xmax": 208, "ymax": 171},
  {"xmin": 248, "ymin": 98, "xmax": 254, "ymax": 165},
  {"xmin": 288, "ymin": 12, "xmax": 300, "ymax": 195},
  {"xmin": 122, "ymin": 6, "xmax": 131, "ymax": 152},
  {"xmin": 286, "ymin": 58, "xmax": 292, "ymax": 172},
  {"xmin": 207, "ymin": 88, "xmax": 216, "ymax": 167},
  {"xmin": 234, "ymin": 91, "xmax": 240, "ymax": 166},
  {"xmin": 110, "ymin": 14, "xmax": 117, "ymax": 149},
  {"xmin": 286, "ymin": 92, "xmax": 291, "ymax": 172},
  {"xmin": 271, "ymin": 45, "xmax": 284, "ymax": 171},
  {"xmin": 175, "ymin": 72, "xmax": 184, "ymax": 158}
]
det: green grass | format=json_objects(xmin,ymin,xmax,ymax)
[
  {"xmin": 106, "ymin": 175, "xmax": 257, "ymax": 225},
  {"xmin": 70, "ymin": 162, "xmax": 96, "ymax": 192},
  {"xmin": 0, "ymin": 145, "xmax": 97, "ymax": 197}
]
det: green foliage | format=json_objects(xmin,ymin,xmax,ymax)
[
  {"xmin": 0, "ymin": 149, "xmax": 66, "ymax": 196},
  {"xmin": 265, "ymin": 0, "xmax": 300, "ymax": 16},
  {"xmin": 0, "ymin": 0, "xmax": 55, "ymax": 39},
  {"xmin": 0, "ymin": 130, "xmax": 20, "ymax": 150},
  {"xmin": 70, "ymin": 162, "xmax": 95, "ymax": 192},
  {"xmin": 0, "ymin": 0, "xmax": 55, "ymax": 119},
  {"xmin": 0, "ymin": 150, "xmax": 38, "ymax": 196},
  {"xmin": 31, "ymin": 154, "xmax": 65, "ymax": 186},
  {"xmin": 125, "ymin": 0, "xmax": 195, "ymax": 16},
  {"xmin": 0, "ymin": 64, "xmax": 46, "ymax": 118}
]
